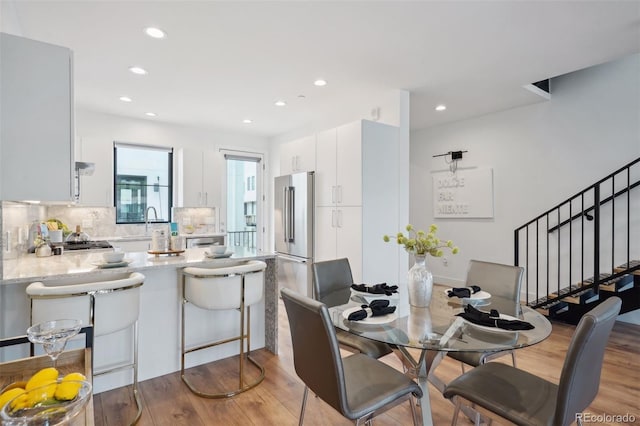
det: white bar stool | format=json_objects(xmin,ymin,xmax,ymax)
[
  {"xmin": 26, "ymin": 272, "xmax": 145, "ymax": 425},
  {"xmin": 181, "ymin": 260, "xmax": 266, "ymax": 398}
]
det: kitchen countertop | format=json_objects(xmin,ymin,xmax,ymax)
[
  {"xmin": 1, "ymin": 246, "xmax": 275, "ymax": 284},
  {"xmin": 101, "ymin": 232, "xmax": 227, "ymax": 241}
]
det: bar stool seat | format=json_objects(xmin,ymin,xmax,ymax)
[
  {"xmin": 181, "ymin": 260, "xmax": 267, "ymax": 398},
  {"xmin": 26, "ymin": 272, "xmax": 145, "ymax": 425}
]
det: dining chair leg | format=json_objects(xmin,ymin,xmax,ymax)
[
  {"xmin": 409, "ymin": 395, "xmax": 419, "ymax": 426},
  {"xmin": 451, "ymin": 398, "xmax": 462, "ymax": 426},
  {"xmin": 510, "ymin": 351, "xmax": 517, "ymax": 367},
  {"xmin": 460, "ymin": 362, "xmax": 466, "ymax": 374},
  {"xmin": 299, "ymin": 386, "xmax": 309, "ymax": 426}
]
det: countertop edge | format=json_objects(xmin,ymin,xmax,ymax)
[{"xmin": 1, "ymin": 248, "xmax": 276, "ymax": 285}]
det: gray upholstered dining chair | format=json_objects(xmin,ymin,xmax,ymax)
[
  {"xmin": 280, "ymin": 288, "xmax": 423, "ymax": 426},
  {"xmin": 312, "ymin": 258, "xmax": 393, "ymax": 359},
  {"xmin": 446, "ymin": 260, "xmax": 524, "ymax": 371},
  {"xmin": 443, "ymin": 296, "xmax": 621, "ymax": 426}
]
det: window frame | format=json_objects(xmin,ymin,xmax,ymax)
[{"xmin": 113, "ymin": 142, "xmax": 174, "ymax": 225}]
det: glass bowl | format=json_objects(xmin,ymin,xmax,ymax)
[{"xmin": 0, "ymin": 380, "xmax": 92, "ymax": 425}]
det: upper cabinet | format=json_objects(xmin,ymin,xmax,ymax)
[
  {"xmin": 0, "ymin": 33, "xmax": 75, "ymax": 202},
  {"xmin": 315, "ymin": 122, "xmax": 362, "ymax": 207},
  {"xmin": 178, "ymin": 148, "xmax": 222, "ymax": 208},
  {"xmin": 279, "ymin": 135, "xmax": 316, "ymax": 176}
]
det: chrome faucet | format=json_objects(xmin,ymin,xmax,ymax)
[{"xmin": 145, "ymin": 206, "xmax": 158, "ymax": 233}]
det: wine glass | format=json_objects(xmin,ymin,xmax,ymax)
[{"xmin": 27, "ymin": 319, "xmax": 82, "ymax": 367}]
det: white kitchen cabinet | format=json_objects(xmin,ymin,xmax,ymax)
[
  {"xmin": 179, "ymin": 149, "xmax": 222, "ymax": 207},
  {"xmin": 314, "ymin": 120, "xmax": 399, "ymax": 286},
  {"xmin": 109, "ymin": 238, "xmax": 150, "ymax": 252},
  {"xmin": 279, "ymin": 135, "xmax": 316, "ymax": 175},
  {"xmin": 315, "ymin": 122, "xmax": 362, "ymax": 207},
  {"xmin": 0, "ymin": 33, "xmax": 75, "ymax": 202},
  {"xmin": 315, "ymin": 206, "xmax": 362, "ymax": 282}
]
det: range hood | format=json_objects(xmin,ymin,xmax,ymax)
[{"xmin": 75, "ymin": 161, "xmax": 95, "ymax": 176}]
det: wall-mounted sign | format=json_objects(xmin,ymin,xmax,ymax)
[{"xmin": 432, "ymin": 168, "xmax": 494, "ymax": 218}]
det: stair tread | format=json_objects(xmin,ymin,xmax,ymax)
[
  {"xmin": 599, "ymin": 274, "xmax": 635, "ymax": 292},
  {"xmin": 614, "ymin": 260, "xmax": 640, "ymax": 275}
]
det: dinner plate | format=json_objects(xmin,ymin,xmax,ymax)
[
  {"xmin": 350, "ymin": 288, "xmax": 399, "ymax": 305},
  {"xmin": 444, "ymin": 288, "xmax": 492, "ymax": 302},
  {"xmin": 92, "ymin": 259, "xmax": 132, "ymax": 269},
  {"xmin": 461, "ymin": 313, "xmax": 521, "ymax": 333},
  {"xmin": 341, "ymin": 306, "xmax": 398, "ymax": 325}
]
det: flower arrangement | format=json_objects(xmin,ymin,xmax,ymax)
[
  {"xmin": 383, "ymin": 224, "xmax": 459, "ymax": 257},
  {"xmin": 33, "ymin": 235, "xmax": 47, "ymax": 248}
]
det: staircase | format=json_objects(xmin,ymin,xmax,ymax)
[{"xmin": 514, "ymin": 157, "xmax": 640, "ymax": 324}]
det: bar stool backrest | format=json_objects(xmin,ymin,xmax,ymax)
[
  {"xmin": 27, "ymin": 272, "xmax": 145, "ymax": 336},
  {"xmin": 183, "ymin": 261, "xmax": 266, "ymax": 310}
]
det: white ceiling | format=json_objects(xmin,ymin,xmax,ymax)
[{"xmin": 3, "ymin": 1, "xmax": 640, "ymax": 139}]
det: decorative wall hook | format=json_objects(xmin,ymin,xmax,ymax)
[{"xmin": 433, "ymin": 150, "xmax": 467, "ymax": 173}]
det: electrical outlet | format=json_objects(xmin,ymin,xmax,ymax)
[
  {"xmin": 442, "ymin": 256, "xmax": 448, "ymax": 266},
  {"xmin": 82, "ymin": 219, "xmax": 93, "ymax": 229}
]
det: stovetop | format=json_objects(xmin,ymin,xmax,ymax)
[{"xmin": 62, "ymin": 240, "xmax": 113, "ymax": 251}]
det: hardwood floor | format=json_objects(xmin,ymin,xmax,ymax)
[{"xmin": 94, "ymin": 302, "xmax": 640, "ymax": 425}]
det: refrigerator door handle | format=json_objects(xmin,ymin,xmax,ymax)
[
  {"xmin": 282, "ymin": 186, "xmax": 289, "ymax": 242},
  {"xmin": 284, "ymin": 186, "xmax": 295, "ymax": 243},
  {"xmin": 288, "ymin": 186, "xmax": 295, "ymax": 242}
]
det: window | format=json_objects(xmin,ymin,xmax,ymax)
[
  {"xmin": 223, "ymin": 151, "xmax": 262, "ymax": 249},
  {"xmin": 114, "ymin": 142, "xmax": 173, "ymax": 224}
]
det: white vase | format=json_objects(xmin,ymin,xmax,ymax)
[{"xmin": 407, "ymin": 254, "xmax": 433, "ymax": 307}]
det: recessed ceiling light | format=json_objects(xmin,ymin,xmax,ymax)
[
  {"xmin": 435, "ymin": 104, "xmax": 447, "ymax": 111},
  {"xmin": 145, "ymin": 112, "xmax": 157, "ymax": 117},
  {"xmin": 314, "ymin": 79, "xmax": 327, "ymax": 87},
  {"xmin": 243, "ymin": 119, "xmax": 252, "ymax": 124},
  {"xmin": 119, "ymin": 96, "xmax": 132, "ymax": 102},
  {"xmin": 274, "ymin": 100, "xmax": 287, "ymax": 107},
  {"xmin": 297, "ymin": 94, "xmax": 306, "ymax": 99},
  {"xmin": 145, "ymin": 27, "xmax": 166, "ymax": 39},
  {"xmin": 129, "ymin": 66, "xmax": 148, "ymax": 75}
]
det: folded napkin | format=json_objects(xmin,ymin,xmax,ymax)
[
  {"xmin": 456, "ymin": 304, "xmax": 534, "ymax": 330},
  {"xmin": 447, "ymin": 285, "xmax": 482, "ymax": 298},
  {"xmin": 351, "ymin": 283, "xmax": 399, "ymax": 296},
  {"xmin": 347, "ymin": 299, "xmax": 397, "ymax": 321}
]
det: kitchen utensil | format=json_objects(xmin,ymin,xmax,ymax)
[{"xmin": 65, "ymin": 225, "xmax": 89, "ymax": 243}]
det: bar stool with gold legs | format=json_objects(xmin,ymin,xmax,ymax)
[
  {"xmin": 181, "ymin": 260, "xmax": 267, "ymax": 398},
  {"xmin": 26, "ymin": 272, "xmax": 145, "ymax": 426}
]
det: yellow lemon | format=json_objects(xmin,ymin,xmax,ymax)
[
  {"xmin": 8, "ymin": 392, "xmax": 28, "ymax": 412},
  {"xmin": 0, "ymin": 388, "xmax": 25, "ymax": 410},
  {"xmin": 25, "ymin": 367, "xmax": 59, "ymax": 391},
  {"xmin": 26, "ymin": 380, "xmax": 57, "ymax": 407},
  {"xmin": 54, "ymin": 373, "xmax": 86, "ymax": 401}
]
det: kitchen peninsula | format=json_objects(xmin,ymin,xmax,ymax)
[{"xmin": 0, "ymin": 247, "xmax": 277, "ymax": 393}]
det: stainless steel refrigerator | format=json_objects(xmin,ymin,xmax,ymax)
[{"xmin": 274, "ymin": 171, "xmax": 314, "ymax": 297}]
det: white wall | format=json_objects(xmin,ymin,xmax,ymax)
[
  {"xmin": 410, "ymin": 54, "xmax": 640, "ymax": 322},
  {"xmin": 75, "ymin": 109, "xmax": 270, "ymax": 244}
]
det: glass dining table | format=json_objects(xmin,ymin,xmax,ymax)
[{"xmin": 330, "ymin": 284, "xmax": 553, "ymax": 426}]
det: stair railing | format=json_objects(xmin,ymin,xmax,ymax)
[{"xmin": 514, "ymin": 157, "xmax": 639, "ymax": 308}]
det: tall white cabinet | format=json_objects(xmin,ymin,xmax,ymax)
[
  {"xmin": 314, "ymin": 120, "xmax": 400, "ymax": 284},
  {"xmin": 0, "ymin": 33, "xmax": 75, "ymax": 202}
]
